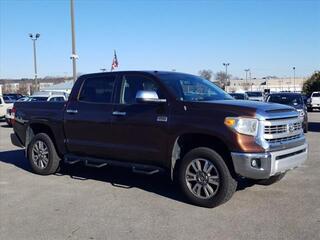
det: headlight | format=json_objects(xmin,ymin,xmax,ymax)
[
  {"xmin": 297, "ymin": 109, "xmax": 305, "ymax": 117},
  {"xmin": 224, "ymin": 117, "xmax": 259, "ymax": 136}
]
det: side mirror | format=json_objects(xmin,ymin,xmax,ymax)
[{"xmin": 136, "ymin": 90, "xmax": 166, "ymax": 103}]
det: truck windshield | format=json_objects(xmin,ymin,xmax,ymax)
[
  {"xmin": 158, "ymin": 73, "xmax": 232, "ymax": 101},
  {"xmin": 268, "ymin": 94, "xmax": 303, "ymax": 106}
]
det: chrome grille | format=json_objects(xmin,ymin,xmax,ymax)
[
  {"xmin": 265, "ymin": 134, "xmax": 302, "ymax": 144},
  {"xmin": 264, "ymin": 122, "xmax": 302, "ymax": 134},
  {"xmin": 263, "ymin": 117, "xmax": 303, "ymax": 144},
  {"xmin": 264, "ymin": 125, "xmax": 287, "ymax": 134}
]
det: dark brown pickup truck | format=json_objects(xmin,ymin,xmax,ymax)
[{"xmin": 11, "ymin": 71, "xmax": 308, "ymax": 207}]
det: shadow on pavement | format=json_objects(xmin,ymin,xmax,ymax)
[
  {"xmin": 0, "ymin": 149, "xmax": 254, "ymax": 205},
  {"xmin": 308, "ymin": 122, "xmax": 320, "ymax": 133}
]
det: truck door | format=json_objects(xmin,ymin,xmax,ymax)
[
  {"xmin": 110, "ymin": 73, "xmax": 169, "ymax": 165},
  {"xmin": 64, "ymin": 74, "xmax": 117, "ymax": 158}
]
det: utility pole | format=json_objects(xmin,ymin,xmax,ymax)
[
  {"xmin": 293, "ymin": 67, "xmax": 296, "ymax": 92},
  {"xmin": 244, "ymin": 69, "xmax": 250, "ymax": 90},
  {"xmin": 29, "ymin": 33, "xmax": 40, "ymax": 92},
  {"xmin": 222, "ymin": 63, "xmax": 230, "ymax": 86},
  {"xmin": 70, "ymin": 0, "xmax": 78, "ymax": 83}
]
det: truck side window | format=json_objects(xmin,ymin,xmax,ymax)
[
  {"xmin": 119, "ymin": 75, "xmax": 164, "ymax": 104},
  {"xmin": 79, "ymin": 76, "xmax": 115, "ymax": 103}
]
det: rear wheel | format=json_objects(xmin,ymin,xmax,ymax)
[
  {"xmin": 27, "ymin": 133, "xmax": 61, "ymax": 175},
  {"xmin": 177, "ymin": 147, "xmax": 237, "ymax": 208}
]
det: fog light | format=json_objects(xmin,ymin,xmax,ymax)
[
  {"xmin": 251, "ymin": 159, "xmax": 257, "ymax": 167},
  {"xmin": 251, "ymin": 158, "xmax": 261, "ymax": 168}
]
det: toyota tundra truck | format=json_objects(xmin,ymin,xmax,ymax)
[{"xmin": 11, "ymin": 71, "xmax": 308, "ymax": 208}]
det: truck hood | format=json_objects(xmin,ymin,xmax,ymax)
[{"xmin": 189, "ymin": 100, "xmax": 299, "ymax": 120}]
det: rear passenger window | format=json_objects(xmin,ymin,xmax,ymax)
[{"xmin": 79, "ymin": 76, "xmax": 115, "ymax": 103}]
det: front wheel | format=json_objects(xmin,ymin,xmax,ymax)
[
  {"xmin": 27, "ymin": 133, "xmax": 61, "ymax": 175},
  {"xmin": 177, "ymin": 147, "xmax": 237, "ymax": 208}
]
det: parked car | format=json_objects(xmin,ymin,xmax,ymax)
[
  {"xmin": 0, "ymin": 95, "xmax": 14, "ymax": 119},
  {"xmin": 3, "ymin": 93, "xmax": 24, "ymax": 101},
  {"xmin": 11, "ymin": 71, "xmax": 307, "ymax": 208},
  {"xmin": 5, "ymin": 97, "xmax": 30, "ymax": 126},
  {"xmin": 229, "ymin": 92, "xmax": 249, "ymax": 100},
  {"xmin": 28, "ymin": 93, "xmax": 67, "ymax": 102},
  {"xmin": 245, "ymin": 91, "xmax": 264, "ymax": 101},
  {"xmin": 307, "ymin": 91, "xmax": 320, "ymax": 111},
  {"xmin": 266, "ymin": 92, "xmax": 308, "ymax": 133}
]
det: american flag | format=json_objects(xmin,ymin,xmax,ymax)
[{"xmin": 111, "ymin": 50, "xmax": 118, "ymax": 71}]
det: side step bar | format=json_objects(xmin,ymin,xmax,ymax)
[{"xmin": 64, "ymin": 154, "xmax": 164, "ymax": 175}]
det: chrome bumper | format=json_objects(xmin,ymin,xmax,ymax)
[{"xmin": 231, "ymin": 143, "xmax": 308, "ymax": 179}]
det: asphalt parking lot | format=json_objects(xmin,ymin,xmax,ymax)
[{"xmin": 0, "ymin": 113, "xmax": 319, "ymax": 240}]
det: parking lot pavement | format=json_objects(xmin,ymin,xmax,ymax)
[{"xmin": 0, "ymin": 113, "xmax": 320, "ymax": 240}]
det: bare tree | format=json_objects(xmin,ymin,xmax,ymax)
[
  {"xmin": 2, "ymin": 84, "xmax": 14, "ymax": 94},
  {"xmin": 199, "ymin": 70, "xmax": 213, "ymax": 81},
  {"xmin": 18, "ymin": 83, "xmax": 30, "ymax": 95},
  {"xmin": 215, "ymin": 71, "xmax": 232, "ymax": 88}
]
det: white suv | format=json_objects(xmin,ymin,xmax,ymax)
[{"xmin": 307, "ymin": 92, "xmax": 320, "ymax": 111}]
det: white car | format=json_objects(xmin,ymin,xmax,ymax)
[
  {"xmin": 28, "ymin": 92, "xmax": 68, "ymax": 102},
  {"xmin": 5, "ymin": 97, "xmax": 29, "ymax": 126},
  {"xmin": 0, "ymin": 95, "xmax": 14, "ymax": 119},
  {"xmin": 245, "ymin": 91, "xmax": 264, "ymax": 101},
  {"xmin": 307, "ymin": 92, "xmax": 320, "ymax": 111}
]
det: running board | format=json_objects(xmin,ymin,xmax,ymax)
[{"xmin": 64, "ymin": 154, "xmax": 164, "ymax": 175}]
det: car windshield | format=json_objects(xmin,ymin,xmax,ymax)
[
  {"xmin": 312, "ymin": 93, "xmax": 320, "ymax": 97},
  {"xmin": 246, "ymin": 92, "xmax": 262, "ymax": 97},
  {"xmin": 29, "ymin": 97, "xmax": 48, "ymax": 102},
  {"xmin": 268, "ymin": 94, "xmax": 303, "ymax": 106},
  {"xmin": 3, "ymin": 96, "xmax": 15, "ymax": 103},
  {"xmin": 158, "ymin": 73, "xmax": 232, "ymax": 101},
  {"xmin": 230, "ymin": 93, "xmax": 245, "ymax": 99}
]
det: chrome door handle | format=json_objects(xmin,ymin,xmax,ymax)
[
  {"xmin": 112, "ymin": 111, "xmax": 126, "ymax": 116},
  {"xmin": 66, "ymin": 109, "xmax": 78, "ymax": 114}
]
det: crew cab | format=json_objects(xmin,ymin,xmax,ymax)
[{"xmin": 11, "ymin": 71, "xmax": 308, "ymax": 208}]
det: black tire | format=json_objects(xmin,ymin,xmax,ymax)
[
  {"xmin": 177, "ymin": 147, "xmax": 237, "ymax": 208},
  {"xmin": 27, "ymin": 133, "xmax": 61, "ymax": 175},
  {"xmin": 308, "ymin": 108, "xmax": 313, "ymax": 112},
  {"xmin": 256, "ymin": 173, "xmax": 286, "ymax": 186}
]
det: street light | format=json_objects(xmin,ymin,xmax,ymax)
[
  {"xmin": 222, "ymin": 63, "xmax": 230, "ymax": 86},
  {"xmin": 244, "ymin": 69, "xmax": 250, "ymax": 87},
  {"xmin": 70, "ymin": 0, "xmax": 78, "ymax": 83},
  {"xmin": 29, "ymin": 33, "xmax": 40, "ymax": 91},
  {"xmin": 293, "ymin": 67, "xmax": 296, "ymax": 92}
]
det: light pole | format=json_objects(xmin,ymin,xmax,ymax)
[
  {"xmin": 244, "ymin": 69, "xmax": 250, "ymax": 89},
  {"xmin": 29, "ymin": 33, "xmax": 40, "ymax": 92},
  {"xmin": 70, "ymin": 0, "xmax": 78, "ymax": 83},
  {"xmin": 222, "ymin": 63, "xmax": 230, "ymax": 86},
  {"xmin": 293, "ymin": 67, "xmax": 296, "ymax": 92}
]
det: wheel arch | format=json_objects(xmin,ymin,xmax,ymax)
[
  {"xmin": 26, "ymin": 122, "xmax": 60, "ymax": 157},
  {"xmin": 170, "ymin": 133, "xmax": 235, "ymax": 180}
]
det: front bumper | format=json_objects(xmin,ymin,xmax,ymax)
[{"xmin": 231, "ymin": 143, "xmax": 308, "ymax": 179}]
